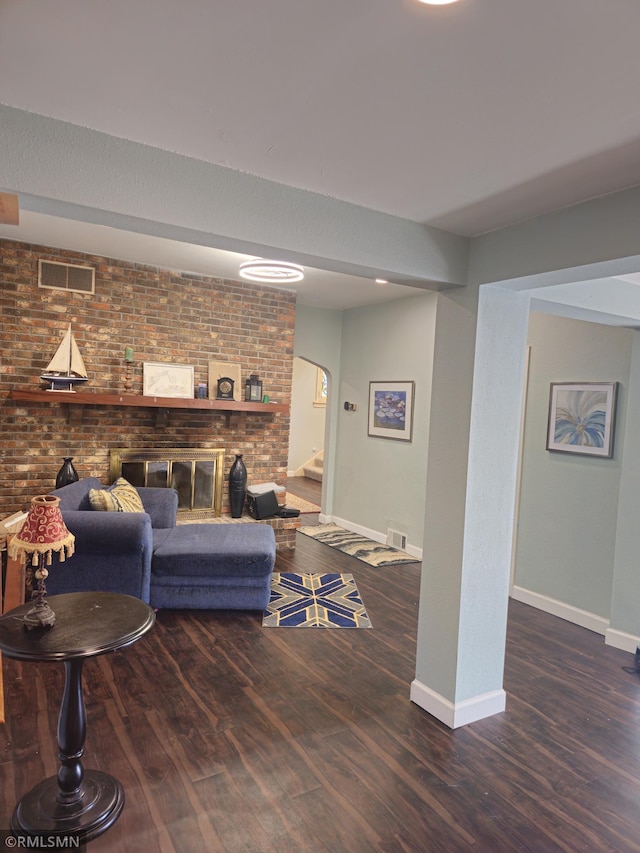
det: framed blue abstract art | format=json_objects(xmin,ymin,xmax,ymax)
[
  {"xmin": 546, "ymin": 382, "xmax": 618, "ymax": 458},
  {"xmin": 368, "ymin": 380, "xmax": 415, "ymax": 442}
]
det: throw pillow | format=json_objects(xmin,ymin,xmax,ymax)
[{"xmin": 89, "ymin": 478, "xmax": 145, "ymax": 513}]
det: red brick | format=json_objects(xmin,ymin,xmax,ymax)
[{"xmin": 0, "ymin": 240, "xmax": 296, "ymax": 516}]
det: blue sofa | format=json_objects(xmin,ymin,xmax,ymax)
[{"xmin": 47, "ymin": 478, "xmax": 276, "ymax": 610}]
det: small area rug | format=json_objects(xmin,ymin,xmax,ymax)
[
  {"xmin": 285, "ymin": 493, "xmax": 321, "ymax": 514},
  {"xmin": 262, "ymin": 572, "xmax": 372, "ymax": 628},
  {"xmin": 298, "ymin": 523, "xmax": 417, "ymax": 567}
]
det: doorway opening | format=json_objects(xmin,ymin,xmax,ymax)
[{"xmin": 287, "ymin": 357, "xmax": 328, "ymax": 512}]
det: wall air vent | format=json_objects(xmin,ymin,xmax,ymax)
[
  {"xmin": 387, "ymin": 528, "xmax": 408, "ymax": 551},
  {"xmin": 38, "ymin": 260, "xmax": 95, "ymax": 294}
]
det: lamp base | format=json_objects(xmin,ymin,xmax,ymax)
[{"xmin": 23, "ymin": 601, "xmax": 56, "ymax": 630}]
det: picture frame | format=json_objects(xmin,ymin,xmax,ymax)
[
  {"xmin": 368, "ymin": 380, "xmax": 415, "ymax": 442},
  {"xmin": 143, "ymin": 362, "xmax": 194, "ymax": 399},
  {"xmin": 546, "ymin": 381, "xmax": 618, "ymax": 457},
  {"xmin": 208, "ymin": 361, "xmax": 242, "ymax": 402}
]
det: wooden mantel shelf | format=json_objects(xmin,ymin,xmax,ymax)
[{"xmin": 9, "ymin": 389, "xmax": 288, "ymax": 426}]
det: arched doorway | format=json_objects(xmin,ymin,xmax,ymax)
[{"xmin": 286, "ymin": 357, "xmax": 329, "ymax": 512}]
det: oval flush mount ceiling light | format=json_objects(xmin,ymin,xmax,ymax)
[{"xmin": 239, "ymin": 259, "xmax": 305, "ymax": 283}]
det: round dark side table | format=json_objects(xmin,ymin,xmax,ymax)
[{"xmin": 0, "ymin": 591, "xmax": 155, "ymax": 842}]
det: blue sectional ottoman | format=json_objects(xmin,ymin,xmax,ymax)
[
  {"xmin": 47, "ymin": 478, "xmax": 276, "ymax": 611},
  {"xmin": 150, "ymin": 523, "xmax": 275, "ymax": 610}
]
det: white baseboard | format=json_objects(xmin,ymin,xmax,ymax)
[
  {"xmin": 511, "ymin": 586, "xmax": 640, "ymax": 654},
  {"xmin": 410, "ymin": 679, "xmax": 506, "ymax": 729},
  {"xmin": 605, "ymin": 627, "xmax": 639, "ymax": 654},
  {"xmin": 510, "ymin": 585, "xmax": 609, "ymax": 636},
  {"xmin": 331, "ymin": 515, "xmax": 386, "ymax": 544},
  {"xmin": 328, "ymin": 515, "xmax": 423, "ymax": 560}
]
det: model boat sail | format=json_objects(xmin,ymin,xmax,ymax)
[{"xmin": 41, "ymin": 325, "xmax": 89, "ymax": 391}]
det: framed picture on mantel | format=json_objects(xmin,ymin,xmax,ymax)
[{"xmin": 143, "ymin": 362, "xmax": 194, "ymax": 399}]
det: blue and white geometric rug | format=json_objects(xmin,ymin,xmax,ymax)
[{"xmin": 262, "ymin": 572, "xmax": 373, "ymax": 628}]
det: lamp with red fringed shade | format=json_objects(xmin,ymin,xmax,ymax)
[{"xmin": 8, "ymin": 495, "xmax": 75, "ymax": 630}]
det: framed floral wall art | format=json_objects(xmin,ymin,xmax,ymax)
[
  {"xmin": 546, "ymin": 382, "xmax": 618, "ymax": 457},
  {"xmin": 368, "ymin": 380, "xmax": 415, "ymax": 442}
]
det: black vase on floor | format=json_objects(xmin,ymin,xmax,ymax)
[
  {"xmin": 229, "ymin": 454, "xmax": 247, "ymax": 518},
  {"xmin": 55, "ymin": 457, "xmax": 79, "ymax": 489}
]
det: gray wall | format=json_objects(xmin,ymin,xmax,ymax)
[
  {"xmin": 294, "ymin": 292, "xmax": 436, "ymax": 549},
  {"xmin": 515, "ymin": 312, "xmax": 633, "ymax": 618},
  {"xmin": 332, "ymin": 292, "xmax": 437, "ymax": 550}
]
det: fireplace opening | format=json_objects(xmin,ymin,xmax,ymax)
[{"xmin": 109, "ymin": 447, "xmax": 225, "ymax": 519}]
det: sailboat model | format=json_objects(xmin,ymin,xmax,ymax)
[{"xmin": 41, "ymin": 325, "xmax": 89, "ymax": 392}]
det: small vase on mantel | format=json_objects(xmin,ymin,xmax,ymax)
[
  {"xmin": 55, "ymin": 457, "xmax": 79, "ymax": 489},
  {"xmin": 228, "ymin": 453, "xmax": 247, "ymax": 518}
]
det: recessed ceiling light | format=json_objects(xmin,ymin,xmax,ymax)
[
  {"xmin": 417, "ymin": 0, "xmax": 461, "ymax": 4},
  {"xmin": 375, "ymin": 279, "xmax": 388, "ymax": 285},
  {"xmin": 239, "ymin": 259, "xmax": 304, "ymax": 283}
]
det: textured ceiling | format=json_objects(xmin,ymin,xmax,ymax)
[{"xmin": 2, "ymin": 0, "xmax": 640, "ymax": 308}]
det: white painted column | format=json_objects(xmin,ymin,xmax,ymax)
[
  {"xmin": 412, "ymin": 284, "xmax": 531, "ymax": 727},
  {"xmin": 608, "ymin": 330, "xmax": 640, "ymax": 651}
]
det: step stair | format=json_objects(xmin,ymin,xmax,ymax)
[{"xmin": 303, "ymin": 450, "xmax": 323, "ymax": 482}]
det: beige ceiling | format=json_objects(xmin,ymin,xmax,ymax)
[{"xmin": 2, "ymin": 0, "xmax": 640, "ymax": 308}]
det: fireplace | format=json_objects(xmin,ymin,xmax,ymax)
[{"xmin": 109, "ymin": 448, "xmax": 225, "ymax": 519}]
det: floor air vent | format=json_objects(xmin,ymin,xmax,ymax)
[
  {"xmin": 387, "ymin": 528, "xmax": 407, "ymax": 550},
  {"xmin": 38, "ymin": 260, "xmax": 95, "ymax": 294}
]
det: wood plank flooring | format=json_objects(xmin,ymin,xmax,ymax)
[
  {"xmin": 286, "ymin": 475, "xmax": 323, "ymax": 506},
  {"xmin": 2, "ymin": 479, "xmax": 640, "ymax": 851}
]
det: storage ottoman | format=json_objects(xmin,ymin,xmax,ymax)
[{"xmin": 150, "ymin": 523, "xmax": 276, "ymax": 610}]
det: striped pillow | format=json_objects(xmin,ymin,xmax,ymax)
[{"xmin": 89, "ymin": 478, "xmax": 145, "ymax": 513}]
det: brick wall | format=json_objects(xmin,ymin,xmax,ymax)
[{"xmin": 0, "ymin": 240, "xmax": 296, "ymax": 517}]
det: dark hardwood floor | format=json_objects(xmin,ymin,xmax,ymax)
[
  {"xmin": 2, "ymin": 481, "xmax": 640, "ymax": 851},
  {"xmin": 286, "ymin": 475, "xmax": 323, "ymax": 507}
]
